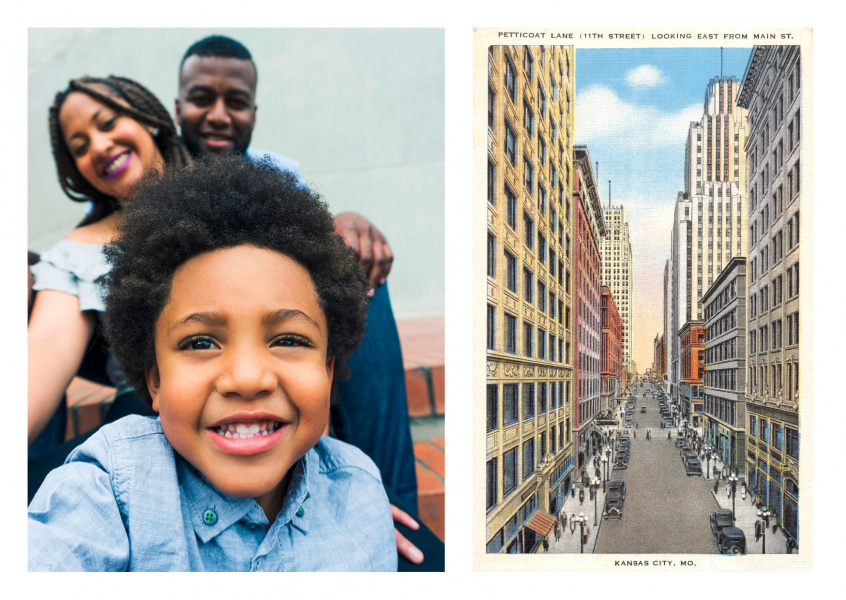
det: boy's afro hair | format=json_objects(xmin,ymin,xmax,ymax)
[{"xmin": 101, "ymin": 154, "xmax": 369, "ymax": 407}]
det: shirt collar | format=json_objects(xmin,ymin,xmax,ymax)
[{"xmin": 177, "ymin": 448, "xmax": 315, "ymax": 544}]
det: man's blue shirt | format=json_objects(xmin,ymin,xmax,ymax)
[{"xmin": 28, "ymin": 416, "xmax": 396, "ymax": 571}]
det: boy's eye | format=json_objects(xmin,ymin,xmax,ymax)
[
  {"xmin": 179, "ymin": 336, "xmax": 218, "ymax": 351},
  {"xmin": 272, "ymin": 335, "xmax": 311, "ymax": 348}
]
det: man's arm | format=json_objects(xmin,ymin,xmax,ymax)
[{"xmin": 333, "ymin": 212, "xmax": 393, "ymax": 290}]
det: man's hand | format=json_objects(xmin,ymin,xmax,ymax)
[
  {"xmin": 333, "ymin": 212, "xmax": 393, "ymax": 290},
  {"xmin": 391, "ymin": 504, "xmax": 424, "ymax": 564}
]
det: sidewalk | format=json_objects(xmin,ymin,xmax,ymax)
[
  {"xmin": 705, "ymin": 452, "xmax": 790, "ymax": 554},
  {"xmin": 547, "ymin": 440, "xmax": 618, "ymax": 554}
]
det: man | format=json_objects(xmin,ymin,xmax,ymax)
[{"xmin": 175, "ymin": 35, "xmax": 434, "ymax": 568}]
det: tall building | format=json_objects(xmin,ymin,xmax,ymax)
[
  {"xmin": 600, "ymin": 204, "xmax": 634, "ymax": 378},
  {"xmin": 601, "ymin": 287, "xmax": 623, "ymax": 414},
  {"xmin": 679, "ymin": 320, "xmax": 706, "ymax": 426},
  {"xmin": 667, "ymin": 76, "xmax": 749, "ymax": 419},
  {"xmin": 485, "ymin": 44, "xmax": 576, "ymax": 554},
  {"xmin": 702, "ymin": 256, "xmax": 748, "ymax": 476},
  {"xmin": 573, "ymin": 146, "xmax": 606, "ymax": 471},
  {"xmin": 737, "ymin": 45, "xmax": 801, "ymax": 546}
]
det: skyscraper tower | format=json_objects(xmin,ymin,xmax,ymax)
[
  {"xmin": 600, "ymin": 202, "xmax": 634, "ymax": 379},
  {"xmin": 667, "ymin": 76, "xmax": 749, "ymax": 412}
]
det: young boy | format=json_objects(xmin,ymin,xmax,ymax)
[{"xmin": 28, "ymin": 156, "xmax": 397, "ymax": 571}]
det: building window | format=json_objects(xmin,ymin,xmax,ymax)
[
  {"xmin": 524, "ymin": 47, "xmax": 534, "ymax": 82},
  {"xmin": 487, "ymin": 304, "xmax": 496, "ymax": 351},
  {"xmin": 523, "ymin": 382, "xmax": 535, "ymax": 419},
  {"xmin": 524, "ymin": 158, "xmax": 534, "ymax": 195},
  {"xmin": 524, "ymin": 322, "xmax": 534, "ymax": 357},
  {"xmin": 487, "ymin": 161, "xmax": 496, "ymax": 205},
  {"xmin": 505, "ymin": 56, "xmax": 517, "ymax": 102},
  {"xmin": 523, "ymin": 438, "xmax": 535, "ymax": 479},
  {"xmin": 503, "ymin": 447, "xmax": 518, "ymax": 494},
  {"xmin": 486, "ymin": 384, "xmax": 498, "ymax": 432},
  {"xmin": 538, "ymin": 329, "xmax": 546, "ymax": 360},
  {"xmin": 524, "ymin": 101, "xmax": 534, "ymax": 137},
  {"xmin": 506, "ymin": 251, "xmax": 517, "ymax": 293},
  {"xmin": 505, "ymin": 122, "xmax": 517, "ymax": 165},
  {"xmin": 486, "ymin": 457, "xmax": 498, "ymax": 509},
  {"xmin": 506, "ymin": 186, "xmax": 517, "ymax": 230},
  {"xmin": 504, "ymin": 383, "xmax": 519, "ymax": 424},
  {"xmin": 505, "ymin": 314, "xmax": 517, "ymax": 354},
  {"xmin": 524, "ymin": 268, "xmax": 534, "ymax": 303},
  {"xmin": 786, "ymin": 427, "xmax": 799, "ymax": 460},
  {"xmin": 524, "ymin": 213, "xmax": 534, "ymax": 249},
  {"xmin": 487, "ymin": 233, "xmax": 496, "ymax": 278}
]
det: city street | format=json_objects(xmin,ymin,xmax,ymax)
[{"xmin": 595, "ymin": 381, "xmax": 720, "ymax": 554}]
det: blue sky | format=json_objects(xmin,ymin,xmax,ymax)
[{"xmin": 575, "ymin": 47, "xmax": 751, "ymax": 371}]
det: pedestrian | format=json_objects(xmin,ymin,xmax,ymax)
[
  {"xmin": 570, "ymin": 515, "xmax": 576, "ymax": 535},
  {"xmin": 727, "ymin": 483, "xmax": 732, "ymax": 498},
  {"xmin": 668, "ymin": 431, "xmax": 672, "ymax": 440},
  {"xmin": 571, "ymin": 486, "xmax": 576, "ymax": 499},
  {"xmin": 554, "ymin": 522, "xmax": 560, "ymax": 542},
  {"xmin": 713, "ymin": 478, "xmax": 719, "ymax": 494},
  {"xmin": 584, "ymin": 526, "xmax": 590, "ymax": 545},
  {"xmin": 561, "ymin": 512, "xmax": 567, "ymax": 531},
  {"xmin": 543, "ymin": 536, "xmax": 549, "ymax": 552},
  {"xmin": 579, "ymin": 488, "xmax": 585, "ymax": 506},
  {"xmin": 786, "ymin": 538, "xmax": 796, "ymax": 554},
  {"xmin": 634, "ymin": 430, "xmax": 637, "ymax": 438}
]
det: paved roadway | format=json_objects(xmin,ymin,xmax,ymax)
[{"xmin": 595, "ymin": 381, "xmax": 721, "ymax": 554}]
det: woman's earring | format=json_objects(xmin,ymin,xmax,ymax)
[{"xmin": 150, "ymin": 127, "xmax": 160, "ymax": 138}]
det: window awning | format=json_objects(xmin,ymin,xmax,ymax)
[{"xmin": 525, "ymin": 510, "xmax": 556, "ymax": 538}]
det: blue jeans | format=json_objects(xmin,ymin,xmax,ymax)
[{"xmin": 332, "ymin": 283, "xmax": 418, "ymax": 514}]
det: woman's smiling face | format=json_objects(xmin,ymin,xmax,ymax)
[
  {"xmin": 145, "ymin": 245, "xmax": 334, "ymax": 519},
  {"xmin": 59, "ymin": 90, "xmax": 163, "ymax": 200}
]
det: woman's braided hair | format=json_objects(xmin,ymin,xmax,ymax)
[{"xmin": 48, "ymin": 76, "xmax": 192, "ymax": 226}]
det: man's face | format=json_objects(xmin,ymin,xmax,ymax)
[{"xmin": 176, "ymin": 56, "xmax": 257, "ymax": 156}]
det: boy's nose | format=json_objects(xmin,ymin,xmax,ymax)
[{"xmin": 215, "ymin": 347, "xmax": 277, "ymax": 400}]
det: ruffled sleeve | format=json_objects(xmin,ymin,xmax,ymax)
[{"xmin": 30, "ymin": 240, "xmax": 110, "ymax": 312}]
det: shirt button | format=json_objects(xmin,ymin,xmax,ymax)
[
  {"xmin": 203, "ymin": 509, "xmax": 218, "ymax": 526},
  {"xmin": 297, "ymin": 506, "xmax": 304, "ymax": 517}
]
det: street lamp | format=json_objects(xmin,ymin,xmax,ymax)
[
  {"xmin": 728, "ymin": 472, "xmax": 739, "ymax": 520},
  {"xmin": 577, "ymin": 513, "xmax": 587, "ymax": 554},
  {"xmin": 757, "ymin": 508, "xmax": 772, "ymax": 554},
  {"xmin": 592, "ymin": 477, "xmax": 601, "ymax": 526}
]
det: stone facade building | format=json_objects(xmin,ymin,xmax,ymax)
[
  {"xmin": 485, "ymin": 44, "xmax": 575, "ymax": 553},
  {"xmin": 737, "ymin": 44, "xmax": 802, "ymax": 545},
  {"xmin": 701, "ymin": 256, "xmax": 747, "ymax": 476}
]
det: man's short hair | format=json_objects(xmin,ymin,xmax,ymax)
[{"xmin": 179, "ymin": 35, "xmax": 255, "ymax": 74}]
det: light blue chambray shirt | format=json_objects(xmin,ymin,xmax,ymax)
[{"xmin": 28, "ymin": 416, "xmax": 397, "ymax": 571}]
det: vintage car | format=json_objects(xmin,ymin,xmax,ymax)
[
  {"xmin": 684, "ymin": 457, "xmax": 703, "ymax": 476},
  {"xmin": 613, "ymin": 455, "xmax": 629, "ymax": 470},
  {"xmin": 681, "ymin": 450, "xmax": 697, "ymax": 465},
  {"xmin": 709, "ymin": 509, "xmax": 736, "ymax": 536},
  {"xmin": 640, "ymin": 406, "xmax": 647, "ymax": 413},
  {"xmin": 716, "ymin": 527, "xmax": 746, "ymax": 554},
  {"xmin": 604, "ymin": 491, "xmax": 625, "ymax": 519},
  {"xmin": 607, "ymin": 480, "xmax": 627, "ymax": 500}
]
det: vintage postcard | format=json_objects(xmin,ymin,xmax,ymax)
[{"xmin": 474, "ymin": 27, "xmax": 812, "ymax": 571}]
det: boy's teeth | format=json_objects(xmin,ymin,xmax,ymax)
[{"xmin": 215, "ymin": 420, "xmax": 280, "ymax": 439}]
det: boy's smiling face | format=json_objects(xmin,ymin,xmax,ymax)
[{"xmin": 145, "ymin": 244, "xmax": 333, "ymax": 518}]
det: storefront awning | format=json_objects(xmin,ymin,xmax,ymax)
[{"xmin": 525, "ymin": 510, "xmax": 557, "ymax": 538}]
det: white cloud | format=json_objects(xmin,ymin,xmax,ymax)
[
  {"xmin": 626, "ymin": 64, "xmax": 665, "ymax": 88},
  {"xmin": 575, "ymin": 85, "xmax": 701, "ymax": 149}
]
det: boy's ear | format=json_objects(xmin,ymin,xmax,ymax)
[
  {"xmin": 325, "ymin": 356, "xmax": 335, "ymax": 382},
  {"xmin": 145, "ymin": 362, "xmax": 162, "ymax": 412}
]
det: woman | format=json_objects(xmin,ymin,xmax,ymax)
[{"xmin": 28, "ymin": 76, "xmax": 191, "ymax": 451}]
